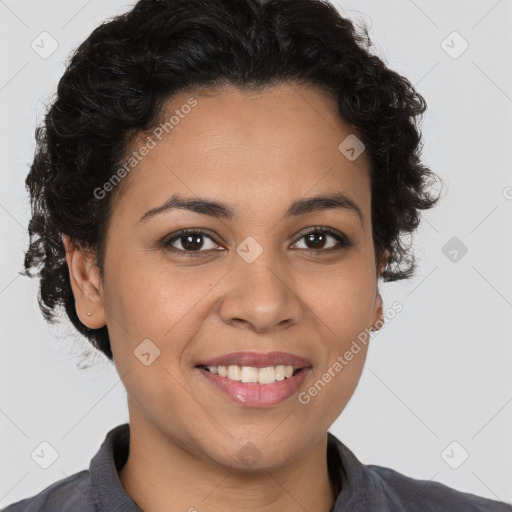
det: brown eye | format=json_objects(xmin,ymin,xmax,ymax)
[
  {"xmin": 177, "ymin": 233, "xmax": 207, "ymax": 251},
  {"xmin": 162, "ymin": 229, "xmax": 221, "ymax": 253},
  {"xmin": 304, "ymin": 232, "xmax": 329, "ymax": 250},
  {"xmin": 292, "ymin": 227, "xmax": 352, "ymax": 251}
]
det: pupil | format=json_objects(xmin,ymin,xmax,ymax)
[
  {"xmin": 182, "ymin": 234, "xmax": 203, "ymax": 251},
  {"xmin": 307, "ymin": 232, "xmax": 325, "ymax": 249}
]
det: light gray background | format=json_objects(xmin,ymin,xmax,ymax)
[{"xmin": 1, "ymin": 0, "xmax": 511, "ymax": 508}]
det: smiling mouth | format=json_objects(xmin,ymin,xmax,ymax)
[{"xmin": 197, "ymin": 364, "xmax": 304, "ymax": 385}]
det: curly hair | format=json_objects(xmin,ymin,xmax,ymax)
[{"xmin": 22, "ymin": 0, "xmax": 441, "ymax": 363}]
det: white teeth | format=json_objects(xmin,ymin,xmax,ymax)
[
  {"xmin": 227, "ymin": 365, "xmax": 241, "ymax": 381},
  {"xmin": 258, "ymin": 366, "xmax": 276, "ymax": 385},
  {"xmin": 241, "ymin": 366, "xmax": 259, "ymax": 383},
  {"xmin": 275, "ymin": 365, "xmax": 286, "ymax": 381},
  {"xmin": 205, "ymin": 364, "xmax": 299, "ymax": 385}
]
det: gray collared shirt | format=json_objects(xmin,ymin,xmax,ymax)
[{"xmin": 3, "ymin": 423, "xmax": 510, "ymax": 511}]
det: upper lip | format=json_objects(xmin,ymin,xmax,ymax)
[{"xmin": 196, "ymin": 351, "xmax": 312, "ymax": 369}]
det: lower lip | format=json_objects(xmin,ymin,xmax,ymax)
[{"xmin": 197, "ymin": 367, "xmax": 311, "ymax": 408}]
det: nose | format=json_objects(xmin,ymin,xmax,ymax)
[{"xmin": 218, "ymin": 253, "xmax": 304, "ymax": 333}]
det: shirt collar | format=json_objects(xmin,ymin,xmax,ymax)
[
  {"xmin": 89, "ymin": 423, "xmax": 142, "ymax": 511},
  {"xmin": 327, "ymin": 431, "xmax": 377, "ymax": 511}
]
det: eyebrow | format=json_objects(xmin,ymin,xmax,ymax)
[{"xmin": 139, "ymin": 192, "xmax": 364, "ymax": 226}]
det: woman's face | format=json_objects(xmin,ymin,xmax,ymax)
[{"xmin": 78, "ymin": 83, "xmax": 385, "ymax": 470}]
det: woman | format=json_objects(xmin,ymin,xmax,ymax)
[{"xmin": 4, "ymin": 0, "xmax": 509, "ymax": 510}]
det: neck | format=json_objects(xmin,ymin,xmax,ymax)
[{"xmin": 119, "ymin": 419, "xmax": 338, "ymax": 512}]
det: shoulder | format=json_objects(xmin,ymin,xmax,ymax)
[
  {"xmin": 328, "ymin": 433, "xmax": 511, "ymax": 512},
  {"xmin": 366, "ymin": 463, "xmax": 511, "ymax": 511},
  {"xmin": 2, "ymin": 423, "xmax": 138, "ymax": 512},
  {"xmin": 1, "ymin": 470, "xmax": 94, "ymax": 512}
]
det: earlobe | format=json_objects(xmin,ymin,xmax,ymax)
[
  {"xmin": 370, "ymin": 292, "xmax": 384, "ymax": 332},
  {"xmin": 62, "ymin": 235, "xmax": 106, "ymax": 329}
]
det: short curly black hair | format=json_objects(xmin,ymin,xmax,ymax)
[{"xmin": 22, "ymin": 0, "xmax": 441, "ymax": 363}]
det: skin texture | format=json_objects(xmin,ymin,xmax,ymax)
[{"xmin": 64, "ymin": 82, "xmax": 389, "ymax": 512}]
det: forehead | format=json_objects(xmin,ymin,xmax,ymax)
[{"xmin": 112, "ymin": 83, "xmax": 371, "ymax": 223}]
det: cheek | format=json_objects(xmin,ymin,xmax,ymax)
[
  {"xmin": 104, "ymin": 258, "xmax": 218, "ymax": 377},
  {"xmin": 297, "ymin": 264, "xmax": 377, "ymax": 335},
  {"xmin": 104, "ymin": 248, "xmax": 212, "ymax": 330}
]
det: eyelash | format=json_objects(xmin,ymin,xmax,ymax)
[{"xmin": 160, "ymin": 226, "xmax": 352, "ymax": 256}]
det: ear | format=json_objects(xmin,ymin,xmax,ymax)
[
  {"xmin": 376, "ymin": 248, "xmax": 390, "ymax": 278},
  {"xmin": 62, "ymin": 235, "xmax": 106, "ymax": 329},
  {"xmin": 371, "ymin": 249, "xmax": 390, "ymax": 332},
  {"xmin": 370, "ymin": 292, "xmax": 384, "ymax": 332}
]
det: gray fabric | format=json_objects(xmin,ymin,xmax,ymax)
[{"xmin": 3, "ymin": 423, "xmax": 510, "ymax": 511}]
